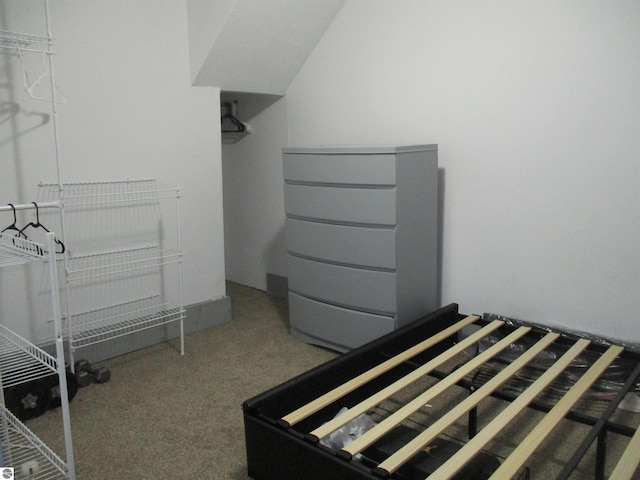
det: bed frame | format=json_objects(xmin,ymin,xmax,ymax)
[{"xmin": 243, "ymin": 304, "xmax": 640, "ymax": 480}]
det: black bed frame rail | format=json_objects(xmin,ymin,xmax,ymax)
[{"xmin": 556, "ymin": 362, "xmax": 640, "ymax": 480}]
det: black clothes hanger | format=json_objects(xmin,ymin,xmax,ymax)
[
  {"xmin": 221, "ymin": 102, "xmax": 249, "ymax": 133},
  {"xmin": 18, "ymin": 202, "xmax": 65, "ymax": 254},
  {"xmin": 1, "ymin": 204, "xmax": 28, "ymax": 239}
]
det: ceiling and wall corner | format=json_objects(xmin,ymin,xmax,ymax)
[
  {"xmin": 187, "ymin": 0, "xmax": 346, "ymax": 95},
  {"xmin": 185, "ymin": 0, "xmax": 344, "ymax": 291},
  {"xmin": 187, "ymin": 0, "xmax": 236, "ymax": 83}
]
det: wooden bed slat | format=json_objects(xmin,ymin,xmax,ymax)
[
  {"xmin": 370, "ymin": 331, "xmax": 560, "ymax": 475},
  {"xmin": 426, "ymin": 338, "xmax": 591, "ymax": 480},
  {"xmin": 488, "ymin": 344, "xmax": 624, "ymax": 480},
  {"xmin": 281, "ymin": 315, "xmax": 480, "ymax": 427},
  {"xmin": 607, "ymin": 419, "xmax": 640, "ymax": 480},
  {"xmin": 309, "ymin": 319, "xmax": 502, "ymax": 441},
  {"xmin": 343, "ymin": 326, "xmax": 532, "ymax": 458}
]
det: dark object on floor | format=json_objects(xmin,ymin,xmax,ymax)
[
  {"xmin": 4, "ymin": 379, "xmax": 52, "ymax": 421},
  {"xmin": 44, "ymin": 368, "xmax": 79, "ymax": 409},
  {"xmin": 75, "ymin": 359, "xmax": 111, "ymax": 387},
  {"xmin": 4, "ymin": 370, "xmax": 79, "ymax": 420}
]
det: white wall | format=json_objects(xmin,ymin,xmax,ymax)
[
  {"xmin": 1, "ymin": 0, "xmax": 225, "ymax": 339},
  {"xmin": 285, "ymin": 0, "xmax": 640, "ymax": 341}
]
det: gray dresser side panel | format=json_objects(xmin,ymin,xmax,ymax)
[{"xmin": 395, "ymin": 148, "xmax": 439, "ymax": 325}]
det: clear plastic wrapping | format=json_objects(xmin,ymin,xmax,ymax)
[
  {"xmin": 483, "ymin": 313, "xmax": 640, "ymax": 353},
  {"xmin": 473, "ymin": 313, "xmax": 640, "ymax": 408},
  {"xmin": 319, "ymin": 407, "xmax": 377, "ymax": 458}
]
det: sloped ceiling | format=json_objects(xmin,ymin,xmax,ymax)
[{"xmin": 188, "ymin": 0, "xmax": 346, "ymax": 96}]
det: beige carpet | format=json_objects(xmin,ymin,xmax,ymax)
[{"xmin": 28, "ymin": 282, "xmax": 336, "ymax": 479}]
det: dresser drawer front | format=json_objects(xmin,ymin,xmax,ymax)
[
  {"xmin": 286, "ymin": 218, "xmax": 396, "ymax": 269},
  {"xmin": 289, "ymin": 292, "xmax": 395, "ymax": 350},
  {"xmin": 283, "ymin": 153, "xmax": 396, "ymax": 185},
  {"xmin": 284, "ymin": 184, "xmax": 396, "ymax": 225},
  {"xmin": 288, "ymin": 255, "xmax": 396, "ymax": 314}
]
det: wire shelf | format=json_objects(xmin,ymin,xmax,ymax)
[
  {"xmin": 0, "ymin": 325, "xmax": 58, "ymax": 389},
  {"xmin": 0, "ymin": 30, "xmax": 52, "ymax": 45},
  {"xmin": 41, "ymin": 179, "xmax": 181, "ymax": 209},
  {"xmin": 65, "ymin": 245, "xmax": 182, "ymax": 281},
  {"xmin": 0, "ymin": 233, "xmax": 48, "ymax": 266},
  {"xmin": 70, "ymin": 296, "xmax": 185, "ymax": 349},
  {"xmin": 0, "ymin": 403, "xmax": 68, "ymax": 479},
  {"xmin": 0, "ymin": 29, "xmax": 53, "ymax": 55}
]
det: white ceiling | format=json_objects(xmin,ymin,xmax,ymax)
[{"xmin": 188, "ymin": 0, "xmax": 346, "ymax": 96}]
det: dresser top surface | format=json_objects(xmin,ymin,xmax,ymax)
[{"xmin": 283, "ymin": 144, "xmax": 437, "ymax": 155}]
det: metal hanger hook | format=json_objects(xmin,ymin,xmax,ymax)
[{"xmin": 32, "ymin": 202, "xmax": 40, "ymax": 224}]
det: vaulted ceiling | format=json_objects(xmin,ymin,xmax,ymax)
[{"xmin": 188, "ymin": 0, "xmax": 346, "ymax": 96}]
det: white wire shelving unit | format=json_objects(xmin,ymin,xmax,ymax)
[
  {"xmin": 39, "ymin": 179, "xmax": 186, "ymax": 369},
  {"xmin": 0, "ymin": 232, "xmax": 75, "ymax": 479},
  {"xmin": 1, "ymin": 5, "xmax": 76, "ymax": 475},
  {"xmin": 3, "ymin": 3, "xmax": 183, "ymax": 475}
]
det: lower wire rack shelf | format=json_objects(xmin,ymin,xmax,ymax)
[
  {"xmin": 70, "ymin": 296, "xmax": 186, "ymax": 349},
  {"xmin": 0, "ymin": 325, "xmax": 58, "ymax": 388},
  {"xmin": 0, "ymin": 403, "xmax": 69, "ymax": 479}
]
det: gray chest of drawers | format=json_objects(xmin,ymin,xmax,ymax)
[{"xmin": 283, "ymin": 144, "xmax": 438, "ymax": 352}]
